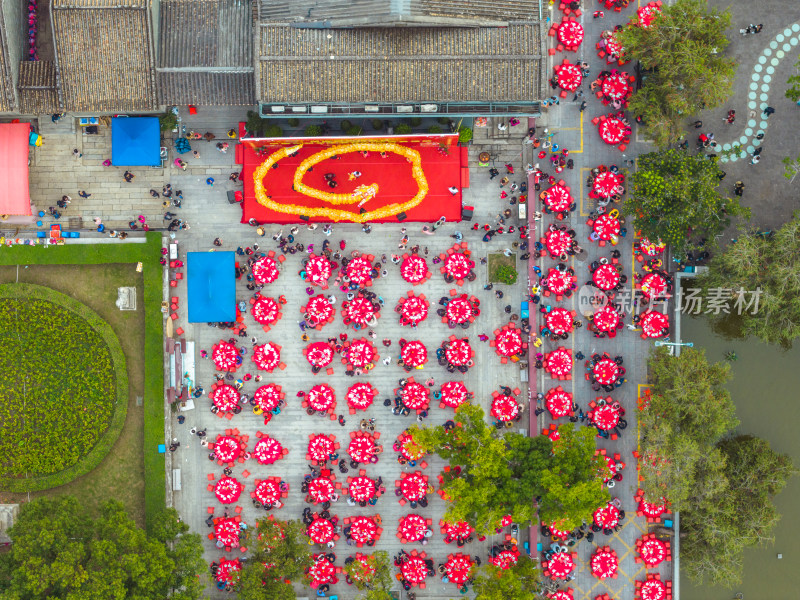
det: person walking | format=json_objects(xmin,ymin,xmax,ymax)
[{"xmin": 763, "ymin": 106, "xmax": 775, "ymax": 117}]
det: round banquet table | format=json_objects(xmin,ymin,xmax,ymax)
[
  {"xmin": 347, "ymin": 553, "xmax": 376, "ymax": 584},
  {"xmin": 344, "ymin": 296, "xmax": 377, "ymax": 326},
  {"xmin": 542, "ymin": 184, "xmax": 572, "ymax": 212},
  {"xmin": 252, "ymin": 343, "xmax": 280, "ymax": 371},
  {"xmin": 212, "ymin": 342, "xmax": 239, "ymax": 371},
  {"xmin": 640, "ymin": 578, "xmax": 668, "ymax": 600},
  {"xmin": 348, "ymin": 436, "xmax": 376, "ymax": 463},
  {"xmin": 592, "ymin": 358, "xmax": 620, "ymax": 385},
  {"xmin": 443, "ymin": 253, "xmax": 472, "ymax": 279},
  {"xmin": 593, "ymin": 306, "xmax": 621, "ymax": 333},
  {"xmin": 545, "ymin": 348, "xmax": 573, "ymax": 377},
  {"xmin": 252, "ymin": 296, "xmax": 280, "ymax": 325},
  {"xmin": 254, "ymin": 478, "xmax": 282, "ymax": 505},
  {"xmin": 445, "ymin": 339, "xmax": 473, "ymax": 366},
  {"xmin": 305, "ymin": 254, "xmax": 333, "ymax": 287},
  {"xmin": 401, "ymin": 556, "xmax": 428, "ymax": 585},
  {"xmin": 591, "ymin": 547, "xmax": 619, "ymax": 579},
  {"xmin": 639, "ymin": 310, "xmax": 669, "ymax": 338},
  {"xmin": 557, "ymin": 62, "xmax": 583, "ymax": 91},
  {"xmin": 440, "ymin": 381, "xmax": 469, "ymax": 409},
  {"xmin": 401, "ymin": 382, "xmax": 430, "ymax": 410},
  {"xmin": 605, "ymin": 34, "xmax": 623, "ymax": 59},
  {"xmin": 308, "ymin": 554, "xmax": 337, "ymax": 586},
  {"xmin": 593, "ymin": 504, "xmax": 620, "ymax": 529},
  {"xmin": 545, "ymin": 388, "xmax": 573, "ymax": 418},
  {"xmin": 446, "ymin": 297, "xmax": 473, "ymax": 324},
  {"xmin": 308, "ymin": 477, "xmax": 335, "ymax": 503},
  {"xmin": 213, "ymin": 436, "xmax": 241, "ymax": 462},
  {"xmin": 549, "ymin": 523, "xmax": 572, "ymax": 540},
  {"xmin": 494, "ymin": 328, "xmax": 523, "ymax": 356},
  {"xmin": 549, "ymin": 592, "xmax": 574, "ymax": 600},
  {"xmin": 346, "ymin": 382, "xmax": 377, "ymax": 411},
  {"xmin": 307, "ymin": 384, "xmax": 336, "ymax": 412},
  {"xmin": 639, "ymin": 237, "xmax": 666, "ymax": 256},
  {"xmin": 345, "ymin": 339, "xmax": 376, "ymax": 367},
  {"xmin": 401, "ymin": 254, "xmax": 429, "ymax": 284},
  {"xmin": 397, "ymin": 432, "xmax": 425, "ymax": 461},
  {"xmin": 398, "ymin": 514, "xmax": 428, "ymax": 541},
  {"xmin": 401, "ymin": 296, "xmax": 429, "ymax": 324},
  {"xmin": 215, "ymin": 557, "xmax": 241, "ymax": 583},
  {"xmin": 592, "ymin": 171, "xmax": 623, "ymax": 197},
  {"xmin": 308, "ymin": 434, "xmax": 336, "ymax": 463},
  {"xmin": 641, "ymin": 272, "xmax": 669, "ymax": 298},
  {"xmin": 598, "ymin": 117, "xmax": 628, "ymax": 145},
  {"xmin": 637, "ymin": 2, "xmax": 662, "ymax": 27},
  {"xmin": 639, "ymin": 537, "xmax": 668, "ymax": 567},
  {"xmin": 349, "ymin": 516, "xmax": 379, "ymax": 543},
  {"xmin": 543, "ymin": 268, "xmax": 573, "ymax": 294},
  {"xmin": 349, "ymin": 476, "xmax": 377, "ymax": 502},
  {"xmin": 401, "ymin": 341, "xmax": 428, "ymax": 367},
  {"xmin": 345, "ymin": 256, "xmax": 375, "ymax": 285},
  {"xmin": 254, "ymin": 436, "xmax": 285, "ymax": 464},
  {"xmin": 602, "ymin": 72, "xmax": 632, "ymax": 100},
  {"xmin": 639, "ymin": 497, "xmax": 667, "ymax": 519},
  {"xmin": 211, "ymin": 385, "xmax": 240, "ymax": 412},
  {"xmin": 401, "ymin": 473, "xmax": 428, "ymax": 501},
  {"xmin": 445, "ymin": 554, "xmax": 473, "ymax": 585},
  {"xmin": 254, "ymin": 383, "xmax": 282, "ymax": 412},
  {"xmin": 545, "ymin": 229, "xmax": 574, "ymax": 256},
  {"xmin": 491, "ymin": 396, "xmax": 520, "ymax": 422},
  {"xmin": 592, "ymin": 264, "xmax": 620, "ymax": 290},
  {"xmin": 593, "ymin": 214, "xmax": 621, "ymax": 240},
  {"xmin": 252, "ymin": 256, "xmax": 279, "ymax": 284},
  {"xmin": 557, "ymin": 20, "xmax": 584, "ymax": 47},
  {"xmin": 307, "ymin": 518, "xmax": 335, "ymax": 544},
  {"xmin": 443, "ymin": 520, "xmax": 473, "ymax": 542},
  {"xmin": 215, "ymin": 476, "xmax": 242, "ymax": 504},
  {"xmin": 490, "ymin": 547, "xmax": 519, "ymax": 570},
  {"xmin": 305, "ymin": 295, "xmax": 335, "ymax": 325},
  {"xmin": 546, "ymin": 307, "xmax": 574, "ymax": 335},
  {"xmin": 214, "ymin": 517, "xmax": 240, "ymax": 547},
  {"xmin": 305, "ymin": 342, "xmax": 334, "ymax": 367},
  {"xmin": 546, "ymin": 551, "xmax": 574, "ymax": 579}
]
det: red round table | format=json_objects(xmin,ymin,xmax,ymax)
[
  {"xmin": 307, "ymin": 434, "xmax": 336, "ymax": 463},
  {"xmin": 444, "ymin": 554, "xmax": 474, "ymax": 585},
  {"xmin": 545, "ymin": 387, "xmax": 573, "ymax": 418},
  {"xmin": 346, "ymin": 382, "xmax": 378, "ymax": 411},
  {"xmin": 639, "ymin": 237, "xmax": 666, "ymax": 256},
  {"xmin": 602, "ymin": 72, "xmax": 632, "ymax": 101},
  {"xmin": 401, "ymin": 341, "xmax": 428, "ymax": 367},
  {"xmin": 545, "ymin": 551, "xmax": 575, "ymax": 579},
  {"xmin": 344, "ymin": 339, "xmax": 377, "ymax": 368},
  {"xmin": 604, "ymin": 34, "xmax": 623, "ymax": 60},
  {"xmin": 211, "ymin": 384, "xmax": 240, "ymax": 413},
  {"xmin": 637, "ymin": 2, "xmax": 662, "ymax": 28},
  {"xmin": 592, "ymin": 358, "xmax": 620, "ymax": 385},
  {"xmin": 641, "ymin": 272, "xmax": 669, "ymax": 298},
  {"xmin": 558, "ymin": 20, "xmax": 584, "ymax": 48},
  {"xmin": 494, "ymin": 328, "xmax": 523, "ymax": 356},
  {"xmin": 593, "ymin": 504, "xmax": 621, "ymax": 529},
  {"xmin": 253, "ymin": 436, "xmax": 285, "ymax": 465},
  {"xmin": 304, "ymin": 295, "xmax": 335, "ymax": 325},
  {"xmin": 306, "ymin": 384, "xmax": 336, "ymax": 413},
  {"xmin": 212, "ymin": 341, "xmax": 240, "ymax": 371},
  {"xmin": 640, "ymin": 311, "xmax": 669, "ymax": 338},
  {"xmin": 546, "ymin": 307, "xmax": 574, "ymax": 335},
  {"xmin": 443, "ymin": 253, "xmax": 472, "ymax": 280},
  {"xmin": 491, "ymin": 395, "xmax": 520, "ymax": 422},
  {"xmin": 212, "ymin": 436, "xmax": 241, "ymax": 462},
  {"xmin": 348, "ymin": 476, "xmax": 377, "ymax": 502},
  {"xmin": 400, "ymin": 295, "xmax": 429, "ymax": 325},
  {"xmin": 445, "ymin": 339, "xmax": 473, "ymax": 366},
  {"xmin": 345, "ymin": 256, "xmax": 375, "ymax": 285},
  {"xmin": 307, "ymin": 554, "xmax": 337, "ymax": 587},
  {"xmin": 489, "ymin": 547, "xmax": 520, "ymax": 569},
  {"xmin": 349, "ymin": 516, "xmax": 379, "ymax": 543},
  {"xmin": 401, "ymin": 254, "xmax": 429, "ymax": 284},
  {"xmin": 638, "ymin": 535, "xmax": 669, "ymax": 567},
  {"xmin": 543, "ymin": 268, "xmax": 573, "ymax": 294},
  {"xmin": 640, "ymin": 578, "xmax": 668, "ymax": 600},
  {"xmin": 252, "ymin": 255, "xmax": 279, "ymax": 284},
  {"xmin": 592, "ymin": 264, "xmax": 620, "ymax": 290},
  {"xmin": 305, "ymin": 342, "xmax": 334, "ymax": 367},
  {"xmin": 307, "ymin": 476, "xmax": 335, "ymax": 504},
  {"xmin": 598, "ymin": 117, "xmax": 628, "ymax": 145},
  {"xmin": 592, "ymin": 171, "xmax": 623, "ymax": 197},
  {"xmin": 556, "ymin": 62, "xmax": 583, "ymax": 91},
  {"xmin": 545, "ymin": 348, "xmax": 572, "ymax": 377},
  {"xmin": 215, "ymin": 557, "xmax": 241, "ymax": 583},
  {"xmin": 442, "ymin": 520, "xmax": 474, "ymax": 543},
  {"xmin": 397, "ymin": 431, "xmax": 426, "ymax": 461},
  {"xmin": 214, "ymin": 517, "xmax": 240, "ymax": 548},
  {"xmin": 398, "ymin": 514, "xmax": 428, "ymax": 542},
  {"xmin": 542, "ymin": 184, "xmax": 573, "ymax": 212},
  {"xmin": 348, "ymin": 436, "xmax": 376, "ymax": 463},
  {"xmin": 343, "ymin": 296, "xmax": 377, "ymax": 327},
  {"xmin": 252, "ymin": 342, "xmax": 281, "ymax": 371},
  {"xmin": 307, "ymin": 517, "xmax": 335, "ymax": 544},
  {"xmin": 593, "ymin": 306, "xmax": 621, "ymax": 333},
  {"xmin": 254, "ymin": 478, "xmax": 282, "ymax": 505},
  {"xmin": 305, "ymin": 254, "xmax": 333, "ymax": 288},
  {"xmin": 400, "ymin": 555, "xmax": 428, "ymax": 585},
  {"xmin": 401, "ymin": 382, "xmax": 431, "ymax": 411},
  {"xmin": 639, "ymin": 496, "xmax": 667, "ymax": 519},
  {"xmin": 592, "ymin": 214, "xmax": 621, "ymax": 240},
  {"xmin": 400, "ymin": 472, "xmax": 429, "ymax": 501},
  {"xmin": 446, "ymin": 297, "xmax": 474, "ymax": 324},
  {"xmin": 545, "ymin": 229, "xmax": 574, "ymax": 256},
  {"xmin": 347, "ymin": 553, "xmax": 376, "ymax": 585},
  {"xmin": 214, "ymin": 476, "xmax": 243, "ymax": 504},
  {"xmin": 252, "ymin": 295, "xmax": 281, "ymax": 325},
  {"xmin": 440, "ymin": 381, "xmax": 469, "ymax": 409},
  {"xmin": 591, "ymin": 547, "xmax": 619, "ymax": 579}
]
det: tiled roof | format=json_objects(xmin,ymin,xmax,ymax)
[
  {"xmin": 258, "ymin": 24, "xmax": 544, "ymax": 103},
  {"xmin": 0, "ymin": 12, "xmax": 14, "ymax": 111},
  {"xmin": 18, "ymin": 61, "xmax": 59, "ymax": 114},
  {"xmin": 52, "ymin": 3, "xmax": 157, "ymax": 112},
  {"xmin": 158, "ymin": 0, "xmax": 255, "ymax": 105}
]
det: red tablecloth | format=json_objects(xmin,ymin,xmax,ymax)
[
  {"xmin": 593, "ymin": 358, "xmax": 620, "ymax": 385},
  {"xmin": 349, "ymin": 476, "xmax": 377, "ymax": 502},
  {"xmin": 214, "ymin": 517, "xmax": 240, "ymax": 548},
  {"xmin": 593, "ymin": 214, "xmax": 621, "ymax": 240},
  {"xmin": 598, "ymin": 117, "xmax": 628, "ymax": 145},
  {"xmin": 305, "ymin": 254, "xmax": 333, "ymax": 287},
  {"xmin": 542, "ymin": 184, "xmax": 573, "ymax": 212},
  {"xmin": 593, "ymin": 306, "xmax": 621, "ymax": 332},
  {"xmin": 545, "ymin": 348, "xmax": 573, "ymax": 377},
  {"xmin": 345, "ymin": 256, "xmax": 375, "ymax": 285},
  {"xmin": 401, "ymin": 382, "xmax": 431, "ymax": 410},
  {"xmin": 545, "ymin": 229, "xmax": 573, "ymax": 256},
  {"xmin": 593, "ymin": 504, "xmax": 620, "ymax": 528},
  {"xmin": 545, "ymin": 388, "xmax": 573, "ymax": 418},
  {"xmin": 215, "ymin": 476, "xmax": 242, "ymax": 504},
  {"xmin": 641, "ymin": 272, "xmax": 668, "ymax": 298},
  {"xmin": 252, "ymin": 295, "xmax": 281, "ymax": 325},
  {"xmin": 639, "ymin": 497, "xmax": 667, "ymax": 518},
  {"xmin": 602, "ymin": 72, "xmax": 632, "ymax": 100},
  {"xmin": 639, "ymin": 537, "xmax": 668, "ymax": 567},
  {"xmin": 637, "ymin": 2, "xmax": 662, "ymax": 27},
  {"xmin": 305, "ymin": 295, "xmax": 335, "ymax": 325},
  {"xmin": 401, "ymin": 295, "xmax": 429, "ymax": 324},
  {"xmin": 401, "ymin": 254, "xmax": 429, "ymax": 284},
  {"xmin": 592, "ymin": 404, "xmax": 620, "ymax": 431},
  {"xmin": 592, "ymin": 171, "xmax": 623, "ymax": 197},
  {"xmin": 398, "ymin": 514, "xmax": 428, "ymax": 541},
  {"xmin": 547, "ymin": 552, "xmax": 575, "ymax": 579},
  {"xmin": 307, "ymin": 384, "xmax": 336, "ymax": 412},
  {"xmin": 308, "ymin": 434, "xmax": 336, "ymax": 462},
  {"xmin": 639, "ymin": 237, "xmax": 666, "ymax": 256},
  {"xmin": 305, "ymin": 342, "xmax": 334, "ymax": 367},
  {"xmin": 213, "ymin": 436, "xmax": 241, "ymax": 462},
  {"xmin": 252, "ymin": 256, "xmax": 279, "ymax": 284},
  {"xmin": 349, "ymin": 516, "xmax": 379, "ymax": 543},
  {"xmin": 443, "ymin": 520, "xmax": 474, "ymax": 542},
  {"xmin": 345, "ymin": 339, "xmax": 376, "ymax": 367},
  {"xmin": 212, "ymin": 342, "xmax": 240, "ymax": 371},
  {"xmin": 307, "ymin": 517, "xmax": 335, "ymax": 544},
  {"xmin": 558, "ymin": 20, "xmax": 584, "ymax": 47},
  {"xmin": 346, "ymin": 382, "xmax": 378, "ymax": 411},
  {"xmin": 446, "ymin": 297, "xmax": 474, "ymax": 324},
  {"xmin": 557, "ymin": 62, "xmax": 583, "ymax": 91},
  {"xmin": 549, "ymin": 523, "xmax": 572, "ymax": 540},
  {"xmin": 440, "ymin": 381, "xmax": 469, "ymax": 409},
  {"xmin": 592, "ymin": 264, "xmax": 620, "ymax": 290},
  {"xmin": 605, "ymin": 34, "xmax": 623, "ymax": 59},
  {"xmin": 211, "ymin": 385, "xmax": 240, "ymax": 412},
  {"xmin": 443, "ymin": 253, "xmax": 473, "ymax": 279},
  {"xmin": 401, "ymin": 341, "xmax": 428, "ymax": 367},
  {"xmin": 491, "ymin": 395, "xmax": 520, "ymax": 422},
  {"xmin": 348, "ymin": 436, "xmax": 376, "ymax": 463},
  {"xmin": 308, "ymin": 476, "xmax": 335, "ymax": 503},
  {"xmin": 397, "ymin": 431, "xmax": 426, "ymax": 461},
  {"xmin": 546, "ymin": 307, "xmax": 574, "ymax": 335},
  {"xmin": 347, "ymin": 553, "xmax": 376, "ymax": 584},
  {"xmin": 401, "ymin": 556, "xmax": 428, "ymax": 584},
  {"xmin": 254, "ymin": 478, "xmax": 282, "ymax": 505},
  {"xmin": 308, "ymin": 554, "xmax": 337, "ymax": 586},
  {"xmin": 641, "ymin": 578, "xmax": 668, "ymax": 600},
  {"xmin": 445, "ymin": 339, "xmax": 473, "ymax": 366},
  {"xmin": 252, "ymin": 343, "xmax": 280, "ymax": 371},
  {"xmin": 445, "ymin": 554, "xmax": 473, "ymax": 585},
  {"xmin": 591, "ymin": 547, "xmax": 619, "ymax": 579},
  {"xmin": 550, "ymin": 592, "xmax": 574, "ymax": 600},
  {"xmin": 489, "ymin": 547, "xmax": 520, "ymax": 570},
  {"xmin": 254, "ymin": 436, "xmax": 285, "ymax": 464},
  {"xmin": 215, "ymin": 557, "xmax": 241, "ymax": 583},
  {"xmin": 494, "ymin": 328, "xmax": 523, "ymax": 356},
  {"xmin": 344, "ymin": 296, "xmax": 377, "ymax": 326},
  {"xmin": 255, "ymin": 383, "xmax": 282, "ymax": 412},
  {"xmin": 543, "ymin": 268, "xmax": 573, "ymax": 294},
  {"xmin": 401, "ymin": 473, "xmax": 428, "ymax": 501}
]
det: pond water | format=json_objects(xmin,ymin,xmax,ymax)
[{"xmin": 680, "ymin": 317, "xmax": 800, "ymax": 600}]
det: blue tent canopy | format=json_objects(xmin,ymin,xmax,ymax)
[
  {"xmin": 187, "ymin": 252, "xmax": 236, "ymax": 323},
  {"xmin": 111, "ymin": 117, "xmax": 161, "ymax": 166}
]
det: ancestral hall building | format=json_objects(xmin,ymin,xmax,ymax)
[{"xmin": 0, "ymin": 0, "xmax": 545, "ymax": 116}]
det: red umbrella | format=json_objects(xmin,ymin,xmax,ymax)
[
  {"xmin": 545, "ymin": 229, "xmax": 574, "ymax": 257},
  {"xmin": 215, "ymin": 557, "xmax": 241, "ymax": 583},
  {"xmin": 545, "ymin": 387, "xmax": 573, "ymax": 419},
  {"xmin": 303, "ymin": 295, "xmax": 335, "ymax": 327},
  {"xmin": 592, "ymin": 264, "xmax": 620, "ymax": 290},
  {"xmin": 598, "ymin": 116, "xmax": 629, "ymax": 145},
  {"xmin": 251, "ymin": 295, "xmax": 281, "ymax": 326},
  {"xmin": 399, "ymin": 294, "xmax": 429, "ymax": 325},
  {"xmin": 305, "ymin": 342, "xmax": 334, "ymax": 367},
  {"xmin": 593, "ymin": 503, "xmax": 620, "ymax": 529},
  {"xmin": 445, "ymin": 339, "xmax": 473, "ymax": 366},
  {"xmin": 254, "ymin": 478, "xmax": 283, "ymax": 505},
  {"xmin": 544, "ymin": 348, "xmax": 573, "ymax": 377},
  {"xmin": 491, "ymin": 395, "xmax": 520, "ymax": 422},
  {"xmin": 211, "ymin": 385, "xmax": 240, "ymax": 413},
  {"xmin": 306, "ymin": 384, "xmax": 337, "ymax": 413},
  {"xmin": 307, "ymin": 554, "xmax": 338, "ymax": 587},
  {"xmin": 541, "ymin": 184, "xmax": 573, "ymax": 212},
  {"xmin": 401, "ymin": 254, "xmax": 430, "ymax": 284},
  {"xmin": 400, "ymin": 555, "xmax": 429, "ymax": 585},
  {"xmin": 640, "ymin": 310, "xmax": 669, "ymax": 338},
  {"xmin": 494, "ymin": 326, "xmax": 523, "ymax": 356},
  {"xmin": 307, "ymin": 476, "xmax": 335, "ymax": 504},
  {"xmin": 401, "ymin": 382, "xmax": 430, "ymax": 411},
  {"xmin": 592, "ymin": 358, "xmax": 620, "ymax": 385},
  {"xmin": 344, "ymin": 338, "xmax": 377, "ymax": 368},
  {"xmin": 214, "ymin": 517, "xmax": 241, "ymax": 548},
  {"xmin": 214, "ymin": 476, "xmax": 243, "ymax": 504},
  {"xmin": 212, "ymin": 341, "xmax": 240, "ymax": 372},
  {"xmin": 348, "ymin": 476, "xmax": 378, "ymax": 502},
  {"xmin": 444, "ymin": 554, "xmax": 474, "ymax": 585},
  {"xmin": 400, "ymin": 472, "xmax": 429, "ymax": 501},
  {"xmin": 305, "ymin": 254, "xmax": 333, "ymax": 288},
  {"xmin": 254, "ymin": 383, "xmax": 283, "ymax": 412},
  {"xmin": 348, "ymin": 435, "xmax": 376, "ymax": 463},
  {"xmin": 440, "ymin": 381, "xmax": 469, "ymax": 410},
  {"xmin": 212, "ymin": 436, "xmax": 242, "ymax": 462},
  {"xmin": 346, "ymin": 382, "xmax": 378, "ymax": 411},
  {"xmin": 641, "ymin": 272, "xmax": 669, "ymax": 298},
  {"xmin": 307, "ymin": 517, "xmax": 336, "ymax": 544},
  {"xmin": 542, "ymin": 268, "xmax": 574, "ymax": 294},
  {"xmin": 546, "ymin": 307, "xmax": 574, "ymax": 335},
  {"xmin": 489, "ymin": 546, "xmax": 520, "ymax": 570},
  {"xmin": 401, "ymin": 341, "xmax": 428, "ymax": 368},
  {"xmin": 443, "ymin": 252, "xmax": 473, "ymax": 280},
  {"xmin": 398, "ymin": 514, "xmax": 429, "ymax": 542},
  {"xmin": 557, "ymin": 19, "xmax": 584, "ymax": 48},
  {"xmin": 556, "ymin": 61, "xmax": 583, "ymax": 91},
  {"xmin": 348, "ymin": 516, "xmax": 380, "ymax": 544},
  {"xmin": 592, "ymin": 214, "xmax": 621, "ymax": 240},
  {"xmin": 591, "ymin": 171, "xmax": 624, "ymax": 198},
  {"xmin": 345, "ymin": 255, "xmax": 376, "ymax": 285},
  {"xmin": 591, "ymin": 546, "xmax": 619, "ymax": 579},
  {"xmin": 253, "ymin": 436, "xmax": 286, "ymax": 465},
  {"xmin": 446, "ymin": 296, "xmax": 474, "ymax": 324},
  {"xmin": 252, "ymin": 342, "xmax": 281, "ymax": 371},
  {"xmin": 252, "ymin": 255, "xmax": 279, "ymax": 284},
  {"xmin": 593, "ymin": 306, "xmax": 621, "ymax": 333},
  {"xmin": 545, "ymin": 551, "xmax": 575, "ymax": 579},
  {"xmin": 307, "ymin": 434, "xmax": 336, "ymax": 463}
]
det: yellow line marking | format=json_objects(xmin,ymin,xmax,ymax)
[{"xmin": 579, "ymin": 167, "xmax": 592, "ymax": 217}]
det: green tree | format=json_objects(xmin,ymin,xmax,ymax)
[
  {"xmin": 617, "ymin": 0, "xmax": 736, "ymax": 147},
  {"xmin": 0, "ymin": 497, "xmax": 198, "ymax": 600},
  {"xmin": 458, "ymin": 126, "xmax": 473, "ymax": 143},
  {"xmin": 695, "ymin": 213, "xmax": 800, "ymax": 347},
  {"xmin": 473, "ymin": 555, "xmax": 540, "ymax": 600},
  {"xmin": 394, "ymin": 123, "xmax": 412, "ymax": 135},
  {"xmin": 621, "ymin": 149, "xmax": 749, "ymax": 255},
  {"xmin": 782, "ymin": 154, "xmax": 800, "ymax": 183},
  {"xmin": 785, "ymin": 56, "xmax": 800, "ymax": 102},
  {"xmin": 149, "ymin": 508, "xmax": 206, "ymax": 600},
  {"xmin": 304, "ymin": 124, "xmax": 323, "ymax": 137},
  {"xmin": 343, "ymin": 551, "xmax": 393, "ymax": 596}
]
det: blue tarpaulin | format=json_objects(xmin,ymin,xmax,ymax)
[
  {"xmin": 111, "ymin": 117, "xmax": 161, "ymax": 166},
  {"xmin": 187, "ymin": 252, "xmax": 236, "ymax": 323}
]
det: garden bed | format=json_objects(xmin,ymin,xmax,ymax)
[{"xmin": 488, "ymin": 253, "xmax": 518, "ymax": 284}]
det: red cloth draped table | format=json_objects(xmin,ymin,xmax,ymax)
[
  {"xmin": 592, "ymin": 404, "xmax": 620, "ymax": 430},
  {"xmin": 640, "ymin": 272, "xmax": 669, "ymax": 298},
  {"xmin": 305, "ymin": 342, "xmax": 334, "ymax": 368},
  {"xmin": 399, "ymin": 294, "xmax": 429, "ymax": 325},
  {"xmin": 252, "ymin": 342, "xmax": 281, "ymax": 372},
  {"xmin": 399, "ymin": 472, "xmax": 429, "ymax": 502},
  {"xmin": 401, "ymin": 254, "xmax": 430, "ymax": 285},
  {"xmin": 401, "ymin": 341, "xmax": 428, "ymax": 368},
  {"xmin": 345, "ymin": 256, "xmax": 376, "ymax": 285},
  {"xmin": 445, "ymin": 339, "xmax": 473, "ymax": 366},
  {"xmin": 307, "ymin": 434, "xmax": 337, "ymax": 463},
  {"xmin": 347, "ymin": 475, "xmax": 378, "ymax": 502},
  {"xmin": 444, "ymin": 554, "xmax": 474, "ymax": 585},
  {"xmin": 212, "ymin": 341, "xmax": 240, "ymax": 372},
  {"xmin": 254, "ymin": 435, "xmax": 286, "ymax": 465},
  {"xmin": 544, "ymin": 551, "xmax": 575, "ymax": 579},
  {"xmin": 604, "ymin": 33, "xmax": 624, "ymax": 62},
  {"xmin": 212, "ymin": 436, "xmax": 242, "ymax": 463},
  {"xmin": 348, "ymin": 434, "xmax": 377, "ymax": 464},
  {"xmin": 636, "ymin": 575, "xmax": 670, "ymax": 600},
  {"xmin": 639, "ymin": 237, "xmax": 666, "ymax": 256},
  {"xmin": 443, "ymin": 252, "xmax": 473, "ymax": 281},
  {"xmin": 637, "ymin": 534, "xmax": 670, "ymax": 567},
  {"xmin": 255, "ymin": 383, "xmax": 283, "ymax": 413},
  {"xmin": 493, "ymin": 325, "xmax": 523, "ymax": 357},
  {"xmin": 441, "ymin": 520, "xmax": 474, "ymax": 544},
  {"xmin": 307, "ymin": 517, "xmax": 336, "ymax": 544},
  {"xmin": 593, "ymin": 504, "xmax": 621, "ymax": 529},
  {"xmin": 545, "ymin": 387, "xmax": 573, "ymax": 418},
  {"xmin": 549, "ymin": 591, "xmax": 575, "ymax": 600},
  {"xmin": 303, "ymin": 295, "xmax": 335, "ymax": 328},
  {"xmin": 545, "ymin": 229, "xmax": 574, "ymax": 257},
  {"xmin": 598, "ymin": 453, "xmax": 620, "ymax": 483},
  {"xmin": 545, "ymin": 347, "xmax": 573, "ymax": 378},
  {"xmin": 215, "ymin": 557, "xmax": 241, "ymax": 583},
  {"xmin": 305, "ymin": 384, "xmax": 337, "ymax": 414},
  {"xmin": 347, "ymin": 552, "xmax": 377, "ymax": 585},
  {"xmin": 305, "ymin": 254, "xmax": 333, "ymax": 288},
  {"xmin": 214, "ymin": 476, "xmax": 243, "ymax": 504},
  {"xmin": 591, "ymin": 546, "xmax": 619, "ymax": 579},
  {"xmin": 637, "ymin": 2, "xmax": 662, "ymax": 28},
  {"xmin": 346, "ymin": 382, "xmax": 378, "ymax": 412},
  {"xmin": 214, "ymin": 517, "xmax": 241, "ymax": 548},
  {"xmin": 491, "ymin": 395, "xmax": 520, "ymax": 422},
  {"xmin": 397, "ymin": 430, "xmax": 426, "ymax": 462},
  {"xmin": 638, "ymin": 495, "xmax": 668, "ymax": 519},
  {"xmin": 546, "ymin": 307, "xmax": 575, "ymax": 335},
  {"xmin": 343, "ymin": 295, "xmax": 378, "ymax": 328},
  {"xmin": 592, "ymin": 264, "xmax": 620, "ymax": 290},
  {"xmin": 440, "ymin": 381, "xmax": 469, "ymax": 410},
  {"xmin": 308, "ymin": 476, "xmax": 335, "ymax": 504},
  {"xmin": 593, "ymin": 214, "xmax": 621, "ymax": 241},
  {"xmin": 398, "ymin": 514, "xmax": 429, "ymax": 542},
  {"xmin": 556, "ymin": 61, "xmax": 583, "ymax": 91},
  {"xmin": 446, "ymin": 296, "xmax": 474, "ymax": 324},
  {"xmin": 251, "ymin": 295, "xmax": 281, "ymax": 326},
  {"xmin": 598, "ymin": 116, "xmax": 629, "ymax": 145},
  {"xmin": 401, "ymin": 382, "xmax": 431, "ymax": 411},
  {"xmin": 541, "ymin": 184, "xmax": 573, "ymax": 212},
  {"xmin": 400, "ymin": 554, "xmax": 429, "ymax": 586},
  {"xmin": 252, "ymin": 255, "xmax": 279, "ymax": 284},
  {"xmin": 592, "ymin": 171, "xmax": 624, "ymax": 198},
  {"xmin": 308, "ymin": 554, "xmax": 339, "ymax": 587},
  {"xmin": 543, "ymin": 268, "xmax": 574, "ymax": 295},
  {"xmin": 348, "ymin": 516, "xmax": 380, "ymax": 544},
  {"xmin": 557, "ymin": 19, "xmax": 584, "ymax": 49},
  {"xmin": 593, "ymin": 358, "xmax": 620, "ymax": 385},
  {"xmin": 211, "ymin": 385, "xmax": 240, "ymax": 413},
  {"xmin": 344, "ymin": 339, "xmax": 377, "ymax": 368},
  {"xmin": 489, "ymin": 546, "xmax": 520, "ymax": 570},
  {"xmin": 593, "ymin": 306, "xmax": 621, "ymax": 333},
  {"xmin": 601, "ymin": 72, "xmax": 632, "ymax": 101},
  {"xmin": 549, "ymin": 522, "xmax": 572, "ymax": 540},
  {"xmin": 253, "ymin": 478, "xmax": 283, "ymax": 506}
]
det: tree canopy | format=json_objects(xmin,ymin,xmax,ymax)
[
  {"xmin": 695, "ymin": 213, "xmax": 800, "ymax": 347},
  {"xmin": 473, "ymin": 555, "xmax": 541, "ymax": 600},
  {"xmin": 342, "ymin": 551, "xmax": 393, "ymax": 598},
  {"xmin": 617, "ymin": 0, "xmax": 736, "ymax": 147},
  {"xmin": 0, "ymin": 497, "xmax": 204, "ymax": 600},
  {"xmin": 621, "ymin": 149, "xmax": 749, "ymax": 255}
]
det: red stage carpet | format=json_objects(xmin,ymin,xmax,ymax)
[{"xmin": 238, "ymin": 134, "xmax": 463, "ymax": 224}]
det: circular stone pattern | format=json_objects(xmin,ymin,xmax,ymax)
[{"xmin": 0, "ymin": 284, "xmax": 127, "ymax": 491}]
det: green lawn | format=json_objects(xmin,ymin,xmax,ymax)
[{"xmin": 488, "ymin": 252, "xmax": 518, "ymax": 284}]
